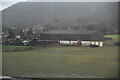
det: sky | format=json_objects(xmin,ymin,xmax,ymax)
[{"xmin": 0, "ymin": 0, "xmax": 119, "ymax": 11}]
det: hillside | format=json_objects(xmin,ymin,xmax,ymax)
[{"xmin": 2, "ymin": 2, "xmax": 118, "ymax": 30}]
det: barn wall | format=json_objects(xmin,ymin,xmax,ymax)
[
  {"xmin": 91, "ymin": 31, "xmax": 104, "ymax": 41},
  {"xmin": 40, "ymin": 34, "xmax": 59, "ymax": 40},
  {"xmin": 40, "ymin": 34, "xmax": 92, "ymax": 41}
]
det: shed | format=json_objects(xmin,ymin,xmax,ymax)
[{"xmin": 40, "ymin": 30, "xmax": 104, "ymax": 41}]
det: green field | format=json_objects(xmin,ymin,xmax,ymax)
[
  {"xmin": 3, "ymin": 46, "xmax": 118, "ymax": 78},
  {"xmin": 2, "ymin": 46, "xmax": 32, "ymax": 52},
  {"xmin": 104, "ymin": 35, "xmax": 120, "ymax": 40},
  {"xmin": 104, "ymin": 35, "xmax": 119, "ymax": 44}
]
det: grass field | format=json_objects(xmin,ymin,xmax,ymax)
[
  {"xmin": 104, "ymin": 35, "xmax": 119, "ymax": 44},
  {"xmin": 104, "ymin": 35, "xmax": 119, "ymax": 40},
  {"xmin": 3, "ymin": 46, "xmax": 118, "ymax": 78},
  {"xmin": 2, "ymin": 46, "xmax": 32, "ymax": 52}
]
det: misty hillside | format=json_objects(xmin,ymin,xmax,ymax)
[{"xmin": 2, "ymin": 2, "xmax": 118, "ymax": 30}]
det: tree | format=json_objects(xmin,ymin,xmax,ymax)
[
  {"xmin": 7, "ymin": 28, "xmax": 15, "ymax": 39},
  {"xmin": 85, "ymin": 23, "xmax": 97, "ymax": 30},
  {"xmin": 27, "ymin": 28, "xmax": 33, "ymax": 36},
  {"xmin": 73, "ymin": 25, "xmax": 79, "ymax": 30},
  {"xmin": 19, "ymin": 29, "xmax": 25, "ymax": 37},
  {"xmin": 99, "ymin": 27, "xmax": 107, "ymax": 34}
]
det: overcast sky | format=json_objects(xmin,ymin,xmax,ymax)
[{"xmin": 0, "ymin": 0, "xmax": 119, "ymax": 11}]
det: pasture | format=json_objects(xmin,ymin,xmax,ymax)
[
  {"xmin": 104, "ymin": 35, "xmax": 119, "ymax": 40},
  {"xmin": 104, "ymin": 35, "xmax": 119, "ymax": 45},
  {"xmin": 2, "ymin": 46, "xmax": 30, "ymax": 52},
  {"xmin": 2, "ymin": 46, "xmax": 118, "ymax": 78},
  {"xmin": 104, "ymin": 35, "xmax": 119, "ymax": 42}
]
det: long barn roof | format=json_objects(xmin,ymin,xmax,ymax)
[
  {"xmin": 39, "ymin": 30, "xmax": 104, "ymax": 41},
  {"xmin": 42, "ymin": 30, "xmax": 98, "ymax": 35}
]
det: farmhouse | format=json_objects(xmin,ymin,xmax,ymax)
[{"xmin": 40, "ymin": 30, "xmax": 104, "ymax": 47}]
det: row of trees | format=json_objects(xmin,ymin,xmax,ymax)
[
  {"xmin": 2, "ymin": 26, "xmax": 34, "ymax": 39},
  {"xmin": 2, "ymin": 22, "xmax": 118, "ymax": 39}
]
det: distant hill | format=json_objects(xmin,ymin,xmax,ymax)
[{"xmin": 2, "ymin": 2, "xmax": 118, "ymax": 30}]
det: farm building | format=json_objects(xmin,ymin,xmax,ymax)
[{"xmin": 40, "ymin": 30, "xmax": 104, "ymax": 47}]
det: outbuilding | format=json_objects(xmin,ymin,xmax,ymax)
[{"xmin": 39, "ymin": 30, "xmax": 104, "ymax": 47}]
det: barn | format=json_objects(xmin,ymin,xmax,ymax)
[{"xmin": 39, "ymin": 30, "xmax": 104, "ymax": 47}]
